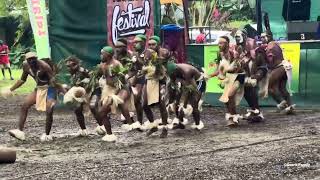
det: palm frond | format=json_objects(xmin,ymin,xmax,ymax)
[{"xmin": 87, "ymin": 65, "xmax": 100, "ymax": 93}]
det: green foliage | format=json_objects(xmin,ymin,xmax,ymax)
[
  {"xmin": 87, "ymin": 65, "xmax": 100, "ymax": 93},
  {"xmin": 111, "ymin": 64, "xmax": 129, "ymax": 76},
  {"xmin": 0, "ymin": 0, "xmax": 27, "ymax": 14},
  {"xmin": 109, "ymin": 65, "xmax": 129, "ymax": 89},
  {"xmin": 190, "ymin": 0, "xmax": 216, "ymax": 27},
  {"xmin": 0, "ymin": 0, "xmax": 28, "ymax": 33},
  {"xmin": 188, "ymin": 0, "xmax": 253, "ymax": 29},
  {"xmin": 182, "ymin": 84, "xmax": 197, "ymax": 94},
  {"xmin": 219, "ymin": 0, "xmax": 252, "ymax": 21},
  {"xmin": 120, "ymin": 56, "xmax": 133, "ymax": 70},
  {"xmin": 9, "ymin": 45, "xmax": 35, "ymax": 68},
  {"xmin": 0, "ymin": 0, "xmax": 34, "ymax": 68},
  {"xmin": 161, "ymin": 3, "xmax": 184, "ymax": 26},
  {"xmin": 161, "ymin": 15, "xmax": 175, "ymax": 25},
  {"xmin": 87, "ymin": 64, "xmax": 130, "ymax": 92},
  {"xmin": 54, "ymin": 58, "xmax": 71, "ymax": 84}
]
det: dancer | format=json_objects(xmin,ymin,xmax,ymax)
[
  {"xmin": 260, "ymin": 31, "xmax": 295, "ymax": 114},
  {"xmin": 114, "ymin": 38, "xmax": 136, "ymax": 125},
  {"xmin": 141, "ymin": 48, "xmax": 169, "ymax": 138},
  {"xmin": 215, "ymin": 36, "xmax": 245, "ymax": 127},
  {"xmin": 63, "ymin": 56, "xmax": 106, "ymax": 136},
  {"xmin": 124, "ymin": 35, "xmax": 153, "ymax": 129},
  {"xmin": 2, "ymin": 52, "xmax": 61, "ymax": 141},
  {"xmin": 97, "ymin": 46, "xmax": 134, "ymax": 142},
  {"xmin": 234, "ymin": 30, "xmax": 265, "ymax": 122},
  {"xmin": 166, "ymin": 61, "xmax": 207, "ymax": 130}
]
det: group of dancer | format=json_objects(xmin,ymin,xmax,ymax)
[
  {"xmin": 1, "ymin": 31, "xmax": 295, "ymax": 142},
  {"xmin": 211, "ymin": 29, "xmax": 295, "ymax": 126}
]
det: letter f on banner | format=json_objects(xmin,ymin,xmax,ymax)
[{"xmin": 26, "ymin": 0, "xmax": 50, "ymax": 59}]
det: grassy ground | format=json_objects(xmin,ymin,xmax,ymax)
[{"xmin": 0, "ymin": 69, "xmax": 35, "ymax": 95}]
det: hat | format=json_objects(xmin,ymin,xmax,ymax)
[
  {"xmin": 25, "ymin": 52, "xmax": 37, "ymax": 59},
  {"xmin": 149, "ymin": 36, "xmax": 160, "ymax": 44},
  {"xmin": 115, "ymin": 38, "xmax": 128, "ymax": 47},
  {"xmin": 134, "ymin": 34, "xmax": 147, "ymax": 42},
  {"xmin": 166, "ymin": 61, "xmax": 177, "ymax": 75},
  {"xmin": 101, "ymin": 46, "xmax": 114, "ymax": 54}
]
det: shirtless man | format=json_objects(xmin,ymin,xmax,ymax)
[
  {"xmin": 125, "ymin": 35, "xmax": 148, "ymax": 129},
  {"xmin": 114, "ymin": 38, "xmax": 136, "ymax": 125},
  {"xmin": 166, "ymin": 62, "xmax": 207, "ymax": 130},
  {"xmin": 260, "ymin": 31, "xmax": 295, "ymax": 114},
  {"xmin": 147, "ymin": 35, "xmax": 176, "ymax": 64},
  {"xmin": 97, "ymin": 46, "xmax": 134, "ymax": 142},
  {"xmin": 114, "ymin": 38, "xmax": 132, "ymax": 67},
  {"xmin": 213, "ymin": 36, "xmax": 245, "ymax": 127},
  {"xmin": 147, "ymin": 35, "xmax": 161, "ymax": 53},
  {"xmin": 266, "ymin": 41, "xmax": 295, "ymax": 113},
  {"xmin": 3, "ymin": 52, "xmax": 61, "ymax": 141},
  {"xmin": 141, "ymin": 47, "xmax": 169, "ymax": 138},
  {"xmin": 234, "ymin": 30, "xmax": 265, "ymax": 122},
  {"xmin": 63, "ymin": 56, "xmax": 102, "ymax": 136}
]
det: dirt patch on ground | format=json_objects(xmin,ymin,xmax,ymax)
[{"xmin": 0, "ymin": 96, "xmax": 319, "ymax": 179}]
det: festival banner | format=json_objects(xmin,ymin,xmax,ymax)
[
  {"xmin": 279, "ymin": 42, "xmax": 300, "ymax": 93},
  {"xmin": 107, "ymin": 0, "xmax": 154, "ymax": 48},
  {"xmin": 26, "ymin": 0, "xmax": 50, "ymax": 58}
]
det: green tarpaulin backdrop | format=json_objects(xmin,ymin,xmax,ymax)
[
  {"xmin": 49, "ymin": 0, "xmax": 160, "ymax": 67},
  {"xmin": 262, "ymin": 0, "xmax": 320, "ymax": 40}
]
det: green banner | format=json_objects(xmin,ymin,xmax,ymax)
[
  {"xmin": 204, "ymin": 45, "xmax": 223, "ymax": 93},
  {"xmin": 279, "ymin": 42, "xmax": 300, "ymax": 93},
  {"xmin": 26, "ymin": 0, "xmax": 50, "ymax": 59}
]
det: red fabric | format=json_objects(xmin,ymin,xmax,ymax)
[
  {"xmin": 0, "ymin": 45, "xmax": 10, "ymax": 65},
  {"xmin": 195, "ymin": 33, "xmax": 206, "ymax": 44}
]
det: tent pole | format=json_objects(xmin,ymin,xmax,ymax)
[
  {"xmin": 256, "ymin": 0, "xmax": 262, "ymax": 35},
  {"xmin": 182, "ymin": 0, "xmax": 190, "ymax": 44}
]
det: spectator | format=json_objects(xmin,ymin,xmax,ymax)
[
  {"xmin": 196, "ymin": 28, "xmax": 206, "ymax": 44},
  {"xmin": 0, "ymin": 40, "xmax": 14, "ymax": 80}
]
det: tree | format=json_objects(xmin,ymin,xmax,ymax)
[
  {"xmin": 188, "ymin": 0, "xmax": 252, "ymax": 29},
  {"xmin": 0, "ymin": 0, "xmax": 29, "ymax": 46},
  {"xmin": 0, "ymin": 0, "xmax": 27, "ymax": 17},
  {"xmin": 0, "ymin": 0, "xmax": 34, "ymax": 67}
]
